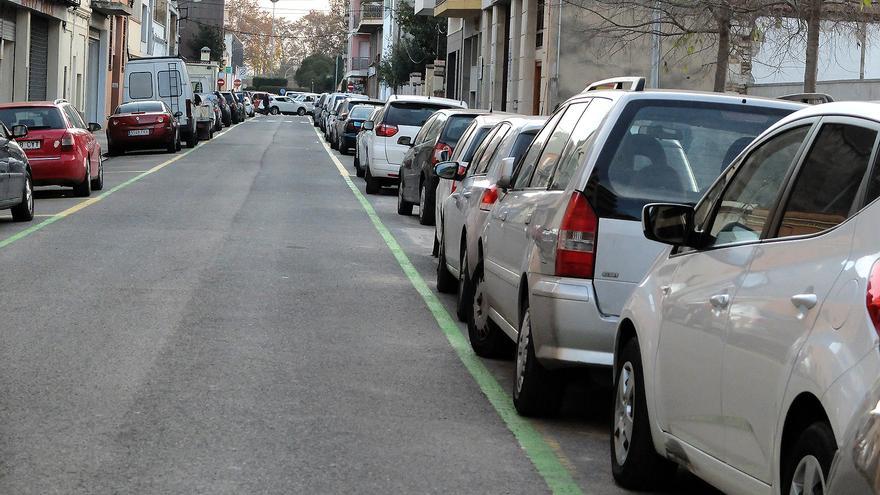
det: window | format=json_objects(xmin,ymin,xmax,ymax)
[
  {"xmin": 415, "ymin": 115, "xmax": 440, "ymax": 144},
  {"xmin": 440, "ymin": 115, "xmax": 478, "ymax": 146},
  {"xmin": 461, "ymin": 127, "xmax": 491, "ymax": 163},
  {"xmin": 705, "ymin": 126, "xmax": 810, "ymax": 247},
  {"xmin": 153, "ymin": 0, "xmax": 167, "ymax": 27},
  {"xmin": 158, "ymin": 70, "xmax": 182, "ymax": 98},
  {"xmin": 140, "ymin": 5, "xmax": 149, "ymax": 43},
  {"xmin": 530, "ymin": 102, "xmax": 589, "ymax": 188},
  {"xmin": 385, "ymin": 103, "xmax": 452, "ymax": 127},
  {"xmin": 777, "ymin": 123, "xmax": 877, "ymax": 237},
  {"xmin": 473, "ymin": 123, "xmax": 511, "ymax": 175},
  {"xmin": 63, "ymin": 105, "xmax": 86, "ymax": 129},
  {"xmin": 129, "ymin": 72, "xmax": 153, "ymax": 99},
  {"xmin": 550, "ymin": 99, "xmax": 613, "ymax": 190},
  {"xmin": 508, "ymin": 130, "xmax": 538, "ymax": 163},
  {"xmin": 0, "ymin": 107, "xmax": 66, "ymax": 130},
  {"xmin": 513, "ymin": 110, "xmax": 564, "ymax": 189}
]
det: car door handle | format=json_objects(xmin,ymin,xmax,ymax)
[
  {"xmin": 462, "ymin": 191, "xmax": 472, "ymax": 198},
  {"xmin": 524, "ymin": 211, "xmax": 534, "ymax": 225},
  {"xmin": 790, "ymin": 293, "xmax": 818, "ymax": 310},
  {"xmin": 709, "ymin": 294, "xmax": 730, "ymax": 308}
]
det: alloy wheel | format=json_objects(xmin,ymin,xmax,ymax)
[
  {"xmin": 790, "ymin": 455, "xmax": 826, "ymax": 495},
  {"xmin": 472, "ymin": 272, "xmax": 489, "ymax": 338},
  {"xmin": 515, "ymin": 312, "xmax": 532, "ymax": 395},
  {"xmin": 613, "ymin": 361, "xmax": 635, "ymax": 466},
  {"xmin": 25, "ymin": 176, "xmax": 33, "ymax": 215},
  {"xmin": 419, "ymin": 184, "xmax": 426, "ymax": 217}
]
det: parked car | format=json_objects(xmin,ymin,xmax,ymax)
[
  {"xmin": 435, "ymin": 116, "xmax": 547, "ymax": 320},
  {"xmin": 200, "ymin": 93, "xmax": 224, "ymax": 131},
  {"xmin": 354, "ymin": 107, "xmax": 382, "ymax": 178},
  {"xmin": 470, "ymin": 78, "xmax": 801, "ymax": 418},
  {"xmin": 397, "ymin": 109, "xmax": 484, "ymax": 225},
  {"xmin": 331, "ymin": 98, "xmax": 383, "ymax": 152},
  {"xmin": 124, "ymin": 56, "xmax": 198, "ymax": 148},
  {"xmin": 0, "ymin": 99, "xmax": 105, "ymax": 197},
  {"xmin": 243, "ymin": 96, "xmax": 255, "ymax": 117},
  {"xmin": 321, "ymin": 93, "xmax": 362, "ymax": 135},
  {"xmin": 220, "ymin": 91, "xmax": 244, "ymax": 124},
  {"xmin": 313, "ymin": 93, "xmax": 329, "ymax": 126},
  {"xmin": 265, "ymin": 95, "xmax": 302, "ymax": 115},
  {"xmin": 324, "ymin": 94, "xmax": 367, "ymax": 140},
  {"xmin": 212, "ymin": 91, "xmax": 233, "ymax": 126},
  {"xmin": 293, "ymin": 93, "xmax": 318, "ymax": 115},
  {"xmin": 613, "ymin": 100, "xmax": 880, "ymax": 495},
  {"xmin": 192, "ymin": 94, "xmax": 216, "ymax": 140},
  {"xmin": 432, "ymin": 114, "xmax": 510, "ymax": 254},
  {"xmin": 359, "ymin": 95, "xmax": 467, "ymax": 194},
  {"xmin": 0, "ymin": 122, "xmax": 34, "ymax": 221},
  {"xmin": 106, "ymin": 100, "xmax": 181, "ymax": 155},
  {"xmin": 827, "ymin": 377, "xmax": 880, "ymax": 494}
]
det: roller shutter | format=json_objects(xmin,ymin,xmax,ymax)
[
  {"xmin": 0, "ymin": 6, "xmax": 15, "ymax": 42},
  {"xmin": 28, "ymin": 16, "xmax": 49, "ymax": 101}
]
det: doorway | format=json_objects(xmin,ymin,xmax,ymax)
[{"xmin": 86, "ymin": 37, "xmax": 100, "ymax": 122}]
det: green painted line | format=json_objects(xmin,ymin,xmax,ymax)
[{"xmin": 333, "ymin": 159, "xmax": 584, "ymax": 495}]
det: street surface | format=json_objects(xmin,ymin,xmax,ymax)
[{"xmin": 0, "ymin": 115, "xmax": 717, "ymax": 493}]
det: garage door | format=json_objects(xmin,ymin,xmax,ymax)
[
  {"xmin": 28, "ymin": 16, "xmax": 49, "ymax": 101},
  {"xmin": 0, "ymin": 6, "xmax": 15, "ymax": 42}
]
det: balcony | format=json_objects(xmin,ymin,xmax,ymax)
[
  {"xmin": 434, "ymin": 0, "xmax": 480, "ymax": 17},
  {"xmin": 414, "ymin": 0, "xmax": 435, "ymax": 15},
  {"xmin": 354, "ymin": 2, "xmax": 383, "ymax": 33},
  {"xmin": 350, "ymin": 57, "xmax": 370, "ymax": 71},
  {"xmin": 92, "ymin": 0, "xmax": 133, "ymax": 15}
]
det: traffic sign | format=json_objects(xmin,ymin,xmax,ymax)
[
  {"xmin": 233, "ymin": 79, "xmax": 242, "ymax": 87},
  {"xmin": 347, "ymin": 83, "xmax": 354, "ymax": 91},
  {"xmin": 217, "ymin": 79, "xmax": 225, "ymax": 87}
]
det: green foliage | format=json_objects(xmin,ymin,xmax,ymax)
[
  {"xmin": 378, "ymin": 39, "xmax": 422, "ymax": 90},
  {"xmin": 383, "ymin": 0, "xmax": 445, "ymax": 80},
  {"xmin": 294, "ymin": 54, "xmax": 343, "ymax": 92},
  {"xmin": 253, "ymin": 77, "xmax": 288, "ymax": 88},
  {"xmin": 190, "ymin": 25, "xmax": 225, "ymax": 62}
]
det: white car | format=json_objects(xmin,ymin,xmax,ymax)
[
  {"xmin": 293, "ymin": 93, "xmax": 317, "ymax": 115},
  {"xmin": 266, "ymin": 95, "xmax": 301, "ymax": 115},
  {"xmin": 360, "ymin": 95, "xmax": 467, "ymax": 194},
  {"xmin": 436, "ymin": 116, "xmax": 546, "ymax": 320},
  {"xmin": 244, "ymin": 97, "xmax": 255, "ymax": 117},
  {"xmin": 355, "ymin": 107, "xmax": 381, "ymax": 178},
  {"xmin": 613, "ymin": 101, "xmax": 880, "ymax": 494}
]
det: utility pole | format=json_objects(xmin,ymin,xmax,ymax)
[
  {"xmin": 650, "ymin": 0, "xmax": 661, "ymax": 88},
  {"xmin": 334, "ymin": 54, "xmax": 339, "ymax": 90},
  {"xmin": 270, "ymin": 0, "xmax": 279, "ymax": 72}
]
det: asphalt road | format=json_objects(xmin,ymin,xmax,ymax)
[{"xmin": 0, "ymin": 115, "xmax": 718, "ymax": 494}]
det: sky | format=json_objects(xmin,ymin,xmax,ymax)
[{"xmin": 257, "ymin": 0, "xmax": 330, "ymax": 21}]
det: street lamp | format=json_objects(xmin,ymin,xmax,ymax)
[{"xmin": 270, "ymin": 0, "xmax": 279, "ymax": 71}]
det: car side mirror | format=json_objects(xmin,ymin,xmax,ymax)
[
  {"xmin": 434, "ymin": 161, "xmax": 461, "ymax": 180},
  {"xmin": 174, "ymin": 111, "xmax": 183, "ymax": 118},
  {"xmin": 397, "ymin": 136, "xmax": 413, "ymax": 147},
  {"xmin": 362, "ymin": 121, "xmax": 374, "ymax": 131},
  {"xmin": 11, "ymin": 124, "xmax": 28, "ymax": 139},
  {"xmin": 88, "ymin": 122, "xmax": 102, "ymax": 132},
  {"xmin": 642, "ymin": 203, "xmax": 696, "ymax": 246},
  {"xmin": 500, "ymin": 157, "xmax": 516, "ymax": 177},
  {"xmin": 496, "ymin": 175, "xmax": 512, "ymax": 191}
]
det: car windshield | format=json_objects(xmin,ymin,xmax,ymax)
[
  {"xmin": 440, "ymin": 115, "xmax": 478, "ymax": 145},
  {"xmin": 115, "ymin": 102, "xmax": 165, "ymax": 113},
  {"xmin": 590, "ymin": 100, "xmax": 794, "ymax": 220},
  {"xmin": 0, "ymin": 107, "xmax": 67, "ymax": 130},
  {"xmin": 349, "ymin": 106, "xmax": 374, "ymax": 120},
  {"xmin": 385, "ymin": 103, "xmax": 453, "ymax": 127}
]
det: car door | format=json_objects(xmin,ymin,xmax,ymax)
[
  {"xmin": 720, "ymin": 118, "xmax": 877, "ymax": 482},
  {"xmin": 654, "ymin": 123, "xmax": 814, "ymax": 458},
  {"xmin": 401, "ymin": 115, "xmax": 437, "ymax": 201},
  {"xmin": 486, "ymin": 103, "xmax": 587, "ymax": 329},
  {"xmin": 0, "ymin": 125, "xmax": 13, "ymax": 202}
]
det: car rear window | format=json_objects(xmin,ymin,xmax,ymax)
[
  {"xmin": 509, "ymin": 130, "xmax": 538, "ymax": 161},
  {"xmin": 587, "ymin": 100, "xmax": 793, "ymax": 220},
  {"xmin": 461, "ymin": 127, "xmax": 492, "ymax": 162},
  {"xmin": 115, "ymin": 102, "xmax": 165, "ymax": 113},
  {"xmin": 440, "ymin": 115, "xmax": 478, "ymax": 145},
  {"xmin": 222, "ymin": 93, "xmax": 234, "ymax": 104},
  {"xmin": 385, "ymin": 103, "xmax": 453, "ymax": 127},
  {"xmin": 349, "ymin": 106, "xmax": 374, "ymax": 120},
  {"xmin": 0, "ymin": 107, "xmax": 67, "ymax": 130}
]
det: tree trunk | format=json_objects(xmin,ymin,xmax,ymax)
[
  {"xmin": 803, "ymin": 0, "xmax": 821, "ymax": 93},
  {"xmin": 713, "ymin": 5, "xmax": 731, "ymax": 92}
]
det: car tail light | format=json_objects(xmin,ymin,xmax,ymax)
[
  {"xmin": 555, "ymin": 191, "xmax": 598, "ymax": 279},
  {"xmin": 450, "ymin": 165, "xmax": 467, "ymax": 193},
  {"xmin": 432, "ymin": 142, "xmax": 453, "ymax": 165},
  {"xmin": 479, "ymin": 185, "xmax": 499, "ymax": 211},
  {"xmin": 376, "ymin": 123, "xmax": 398, "ymax": 137},
  {"xmin": 61, "ymin": 132, "xmax": 75, "ymax": 152},
  {"xmin": 866, "ymin": 260, "xmax": 880, "ymax": 336}
]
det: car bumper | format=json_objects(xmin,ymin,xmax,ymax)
[
  {"xmin": 30, "ymin": 153, "xmax": 87, "ymax": 185},
  {"xmin": 368, "ymin": 155, "xmax": 400, "ymax": 179},
  {"xmin": 342, "ymin": 134, "xmax": 358, "ymax": 149},
  {"xmin": 528, "ymin": 275, "xmax": 617, "ymax": 368},
  {"xmin": 108, "ymin": 126, "xmax": 175, "ymax": 148}
]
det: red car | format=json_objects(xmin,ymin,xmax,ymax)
[
  {"xmin": 106, "ymin": 101, "xmax": 181, "ymax": 156},
  {"xmin": 0, "ymin": 99, "xmax": 104, "ymax": 197}
]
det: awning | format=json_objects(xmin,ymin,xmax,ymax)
[{"xmin": 91, "ymin": 0, "xmax": 132, "ymax": 16}]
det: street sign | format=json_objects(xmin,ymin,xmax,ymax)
[
  {"xmin": 225, "ymin": 66, "xmax": 232, "ymax": 74},
  {"xmin": 347, "ymin": 83, "xmax": 354, "ymax": 91},
  {"xmin": 233, "ymin": 79, "xmax": 242, "ymax": 88},
  {"xmin": 217, "ymin": 79, "xmax": 225, "ymax": 88},
  {"xmin": 279, "ymin": 88, "xmax": 286, "ymax": 96}
]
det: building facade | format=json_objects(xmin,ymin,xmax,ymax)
[{"xmin": 176, "ymin": 0, "xmax": 221, "ymax": 61}]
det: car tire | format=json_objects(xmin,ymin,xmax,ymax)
[
  {"xmin": 456, "ymin": 247, "xmax": 471, "ymax": 322},
  {"xmin": 330, "ymin": 136, "xmax": 338, "ymax": 150},
  {"xmin": 513, "ymin": 305, "xmax": 563, "ymax": 417},
  {"xmin": 91, "ymin": 157, "xmax": 104, "ymax": 191},
  {"xmin": 418, "ymin": 181, "xmax": 435, "ymax": 226},
  {"xmin": 467, "ymin": 261, "xmax": 512, "ymax": 358},
  {"xmin": 397, "ymin": 177, "xmax": 413, "ymax": 215},
  {"xmin": 781, "ymin": 422, "xmax": 836, "ymax": 495},
  {"xmin": 297, "ymin": 107, "xmax": 306, "ymax": 116},
  {"xmin": 74, "ymin": 159, "xmax": 92, "ymax": 197},
  {"xmin": 167, "ymin": 135, "xmax": 177, "ymax": 153},
  {"xmin": 186, "ymin": 126, "xmax": 198, "ymax": 148},
  {"xmin": 611, "ymin": 338, "xmax": 676, "ymax": 489},
  {"xmin": 176, "ymin": 131, "xmax": 182, "ymax": 151},
  {"xmin": 436, "ymin": 228, "xmax": 456, "ymax": 294},
  {"xmin": 108, "ymin": 144, "xmax": 122, "ymax": 156},
  {"xmin": 270, "ymin": 107, "xmax": 280, "ymax": 115},
  {"xmin": 354, "ymin": 156, "xmax": 365, "ymax": 178},
  {"xmin": 10, "ymin": 173, "xmax": 34, "ymax": 222},
  {"xmin": 365, "ymin": 168, "xmax": 379, "ymax": 195}
]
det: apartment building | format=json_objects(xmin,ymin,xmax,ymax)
[
  {"xmin": 344, "ymin": 0, "xmax": 382, "ymax": 96},
  {"xmin": 177, "ymin": 0, "xmax": 220, "ymax": 61}
]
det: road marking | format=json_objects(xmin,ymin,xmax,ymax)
[
  {"xmin": 105, "ymin": 170, "xmax": 151, "ymax": 173},
  {"xmin": 313, "ymin": 127, "xmax": 584, "ymax": 495},
  {"xmin": 0, "ymin": 126, "xmax": 236, "ymax": 250}
]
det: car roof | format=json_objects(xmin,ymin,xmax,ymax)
[
  {"xmin": 770, "ymin": 101, "xmax": 880, "ymax": 126},
  {"xmin": 576, "ymin": 88, "xmax": 805, "ymax": 113},
  {"xmin": 0, "ymin": 101, "xmax": 63, "ymax": 108},
  {"xmin": 386, "ymin": 94, "xmax": 467, "ymax": 108},
  {"xmin": 497, "ymin": 115, "xmax": 549, "ymax": 130},
  {"xmin": 434, "ymin": 108, "xmax": 489, "ymax": 118}
]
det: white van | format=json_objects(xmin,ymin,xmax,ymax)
[
  {"xmin": 186, "ymin": 62, "xmax": 219, "ymax": 95},
  {"xmin": 124, "ymin": 57, "xmax": 198, "ymax": 147}
]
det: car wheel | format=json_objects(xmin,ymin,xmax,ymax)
[
  {"xmin": 513, "ymin": 305, "xmax": 563, "ymax": 417},
  {"xmin": 91, "ymin": 156, "xmax": 104, "ymax": 191},
  {"xmin": 354, "ymin": 155, "xmax": 364, "ymax": 178},
  {"xmin": 782, "ymin": 423, "xmax": 836, "ymax": 495},
  {"xmin": 167, "ymin": 134, "xmax": 177, "ymax": 153},
  {"xmin": 418, "ymin": 181, "xmax": 435, "ymax": 226},
  {"xmin": 297, "ymin": 107, "xmax": 305, "ymax": 116},
  {"xmin": 365, "ymin": 168, "xmax": 379, "ymax": 195},
  {"xmin": 176, "ymin": 131, "xmax": 182, "ymax": 151},
  {"xmin": 108, "ymin": 143, "xmax": 122, "ymax": 156},
  {"xmin": 456, "ymin": 246, "xmax": 471, "ymax": 322},
  {"xmin": 397, "ymin": 177, "xmax": 413, "ymax": 215},
  {"xmin": 330, "ymin": 136, "xmax": 338, "ymax": 150},
  {"xmin": 467, "ymin": 261, "xmax": 511, "ymax": 358},
  {"xmin": 436, "ymin": 227, "xmax": 456, "ymax": 293},
  {"xmin": 270, "ymin": 107, "xmax": 280, "ymax": 115},
  {"xmin": 74, "ymin": 159, "xmax": 92, "ymax": 197},
  {"xmin": 11, "ymin": 173, "xmax": 34, "ymax": 222},
  {"xmin": 611, "ymin": 338, "xmax": 676, "ymax": 489}
]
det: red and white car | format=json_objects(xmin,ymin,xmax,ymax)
[{"xmin": 0, "ymin": 99, "xmax": 103, "ymax": 197}]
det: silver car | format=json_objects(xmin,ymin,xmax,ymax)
[{"xmin": 472, "ymin": 77, "xmax": 802, "ymax": 416}]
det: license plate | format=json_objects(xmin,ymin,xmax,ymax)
[
  {"xmin": 353, "ymin": 122, "xmax": 361, "ymax": 127},
  {"xmin": 19, "ymin": 140, "xmax": 41, "ymax": 150},
  {"xmin": 128, "ymin": 129, "xmax": 150, "ymax": 136}
]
